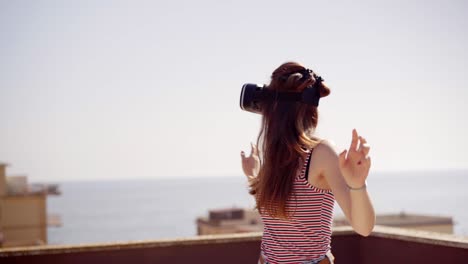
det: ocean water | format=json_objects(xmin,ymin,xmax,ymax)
[{"xmin": 47, "ymin": 170, "xmax": 468, "ymax": 245}]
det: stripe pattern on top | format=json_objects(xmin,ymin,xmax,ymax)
[{"xmin": 260, "ymin": 149, "xmax": 335, "ymax": 264}]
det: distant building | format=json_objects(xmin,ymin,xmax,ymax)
[
  {"xmin": 196, "ymin": 208, "xmax": 263, "ymax": 235},
  {"xmin": 0, "ymin": 162, "xmax": 61, "ymax": 248},
  {"xmin": 334, "ymin": 212, "xmax": 454, "ymax": 234},
  {"xmin": 197, "ymin": 208, "xmax": 454, "ymax": 236},
  {"xmin": 0, "ymin": 163, "xmax": 6, "ymax": 197}
]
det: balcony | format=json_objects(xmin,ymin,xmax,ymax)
[{"xmin": 1, "ymin": 225, "xmax": 467, "ymax": 264}]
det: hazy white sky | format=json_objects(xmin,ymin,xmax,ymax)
[{"xmin": 1, "ymin": 0, "xmax": 467, "ymax": 181}]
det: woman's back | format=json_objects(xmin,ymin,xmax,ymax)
[
  {"xmin": 260, "ymin": 149, "xmax": 334, "ymax": 264},
  {"xmin": 241, "ymin": 62, "xmax": 375, "ymax": 264}
]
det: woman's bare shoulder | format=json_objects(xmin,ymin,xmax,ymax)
[
  {"xmin": 310, "ymin": 139, "xmax": 344, "ymax": 192},
  {"xmin": 310, "ymin": 139, "xmax": 339, "ymax": 170},
  {"xmin": 314, "ymin": 139, "xmax": 339, "ymax": 157}
]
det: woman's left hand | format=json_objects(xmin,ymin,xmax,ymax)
[
  {"xmin": 241, "ymin": 143, "xmax": 260, "ymax": 183},
  {"xmin": 338, "ymin": 129, "xmax": 371, "ymax": 189}
]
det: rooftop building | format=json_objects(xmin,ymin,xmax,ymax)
[
  {"xmin": 197, "ymin": 208, "xmax": 263, "ymax": 235},
  {"xmin": 0, "ymin": 163, "xmax": 61, "ymax": 248},
  {"xmin": 334, "ymin": 211, "xmax": 454, "ymax": 234}
]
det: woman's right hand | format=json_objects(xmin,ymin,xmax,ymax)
[
  {"xmin": 338, "ymin": 129, "xmax": 371, "ymax": 189},
  {"xmin": 240, "ymin": 143, "xmax": 260, "ymax": 183}
]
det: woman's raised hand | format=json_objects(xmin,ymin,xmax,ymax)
[
  {"xmin": 240, "ymin": 143, "xmax": 260, "ymax": 183},
  {"xmin": 338, "ymin": 129, "xmax": 371, "ymax": 189}
]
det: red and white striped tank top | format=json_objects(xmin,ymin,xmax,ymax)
[{"xmin": 260, "ymin": 149, "xmax": 335, "ymax": 264}]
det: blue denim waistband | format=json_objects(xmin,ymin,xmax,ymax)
[{"xmin": 261, "ymin": 252, "xmax": 327, "ymax": 264}]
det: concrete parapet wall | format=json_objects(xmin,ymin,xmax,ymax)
[
  {"xmin": 1, "ymin": 226, "xmax": 468, "ymax": 264},
  {"xmin": 0, "ymin": 232, "xmax": 263, "ymax": 264}
]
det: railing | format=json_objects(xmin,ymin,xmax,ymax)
[{"xmin": 1, "ymin": 226, "xmax": 467, "ymax": 264}]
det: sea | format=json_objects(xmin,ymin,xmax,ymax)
[{"xmin": 47, "ymin": 170, "xmax": 468, "ymax": 245}]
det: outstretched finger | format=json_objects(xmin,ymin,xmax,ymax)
[
  {"xmin": 251, "ymin": 143, "xmax": 258, "ymax": 156},
  {"xmin": 241, "ymin": 151, "xmax": 246, "ymax": 159},
  {"xmin": 359, "ymin": 137, "xmax": 370, "ymax": 156},
  {"xmin": 349, "ymin": 129, "xmax": 359, "ymax": 151},
  {"xmin": 357, "ymin": 136, "xmax": 366, "ymax": 150}
]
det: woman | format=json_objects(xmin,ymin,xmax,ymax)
[{"xmin": 240, "ymin": 62, "xmax": 375, "ymax": 264}]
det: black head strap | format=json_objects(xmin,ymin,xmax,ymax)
[
  {"xmin": 299, "ymin": 69, "xmax": 312, "ymax": 82},
  {"xmin": 272, "ymin": 68, "xmax": 324, "ymax": 106},
  {"xmin": 278, "ymin": 68, "xmax": 320, "ymax": 82}
]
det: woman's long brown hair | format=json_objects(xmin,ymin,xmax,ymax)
[{"xmin": 249, "ymin": 62, "xmax": 331, "ymax": 219}]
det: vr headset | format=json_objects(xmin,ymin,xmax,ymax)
[{"xmin": 239, "ymin": 69, "xmax": 324, "ymax": 114}]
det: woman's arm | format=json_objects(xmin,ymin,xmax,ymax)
[{"xmin": 313, "ymin": 129, "xmax": 375, "ymax": 236}]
